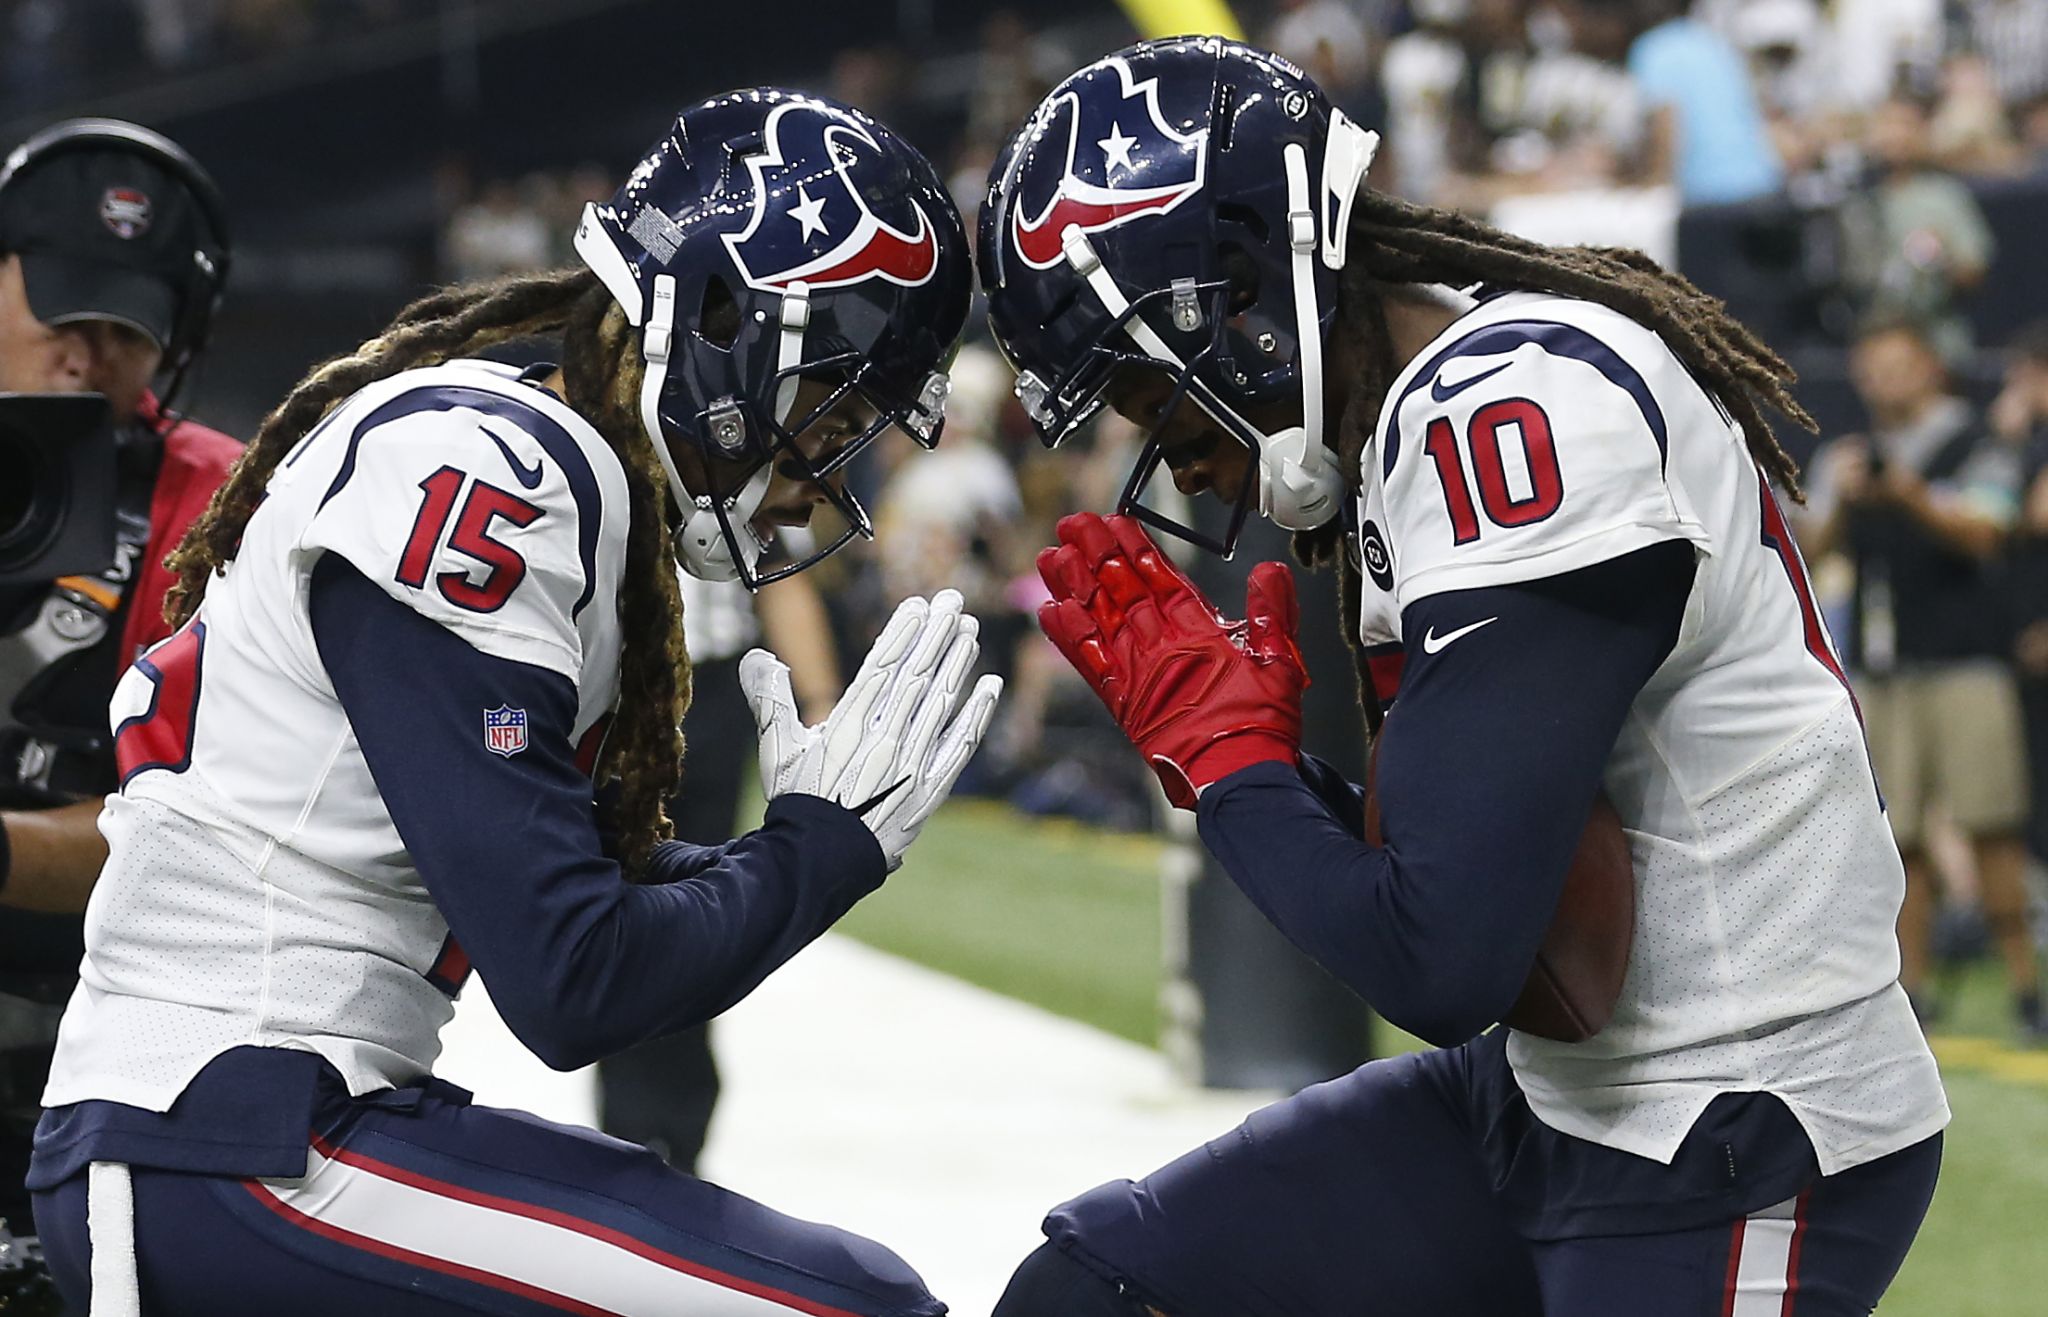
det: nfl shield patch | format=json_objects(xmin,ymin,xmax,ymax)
[{"xmin": 483, "ymin": 705, "xmax": 529, "ymax": 758}]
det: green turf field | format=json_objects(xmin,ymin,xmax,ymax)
[{"xmin": 840, "ymin": 799, "xmax": 2048, "ymax": 1316}]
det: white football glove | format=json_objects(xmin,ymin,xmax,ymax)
[{"xmin": 739, "ymin": 589, "xmax": 1003, "ymax": 870}]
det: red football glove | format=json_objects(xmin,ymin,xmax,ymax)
[{"xmin": 1036, "ymin": 512, "xmax": 1307, "ymax": 809}]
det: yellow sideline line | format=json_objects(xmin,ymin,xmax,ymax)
[{"xmin": 1930, "ymin": 1034, "xmax": 2048, "ymax": 1088}]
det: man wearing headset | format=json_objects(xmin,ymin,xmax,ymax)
[{"xmin": 0, "ymin": 119, "xmax": 239, "ymax": 1250}]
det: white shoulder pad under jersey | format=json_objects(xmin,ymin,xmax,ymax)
[
  {"xmin": 277, "ymin": 361, "xmax": 627, "ymax": 681},
  {"xmin": 1369, "ymin": 291, "xmax": 1710, "ymax": 610}
]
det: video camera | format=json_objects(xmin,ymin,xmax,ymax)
[{"xmin": 0, "ymin": 394, "xmax": 116, "ymax": 585}]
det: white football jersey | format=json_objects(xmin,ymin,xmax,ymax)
[
  {"xmin": 45, "ymin": 361, "xmax": 629, "ymax": 1113},
  {"xmin": 1356, "ymin": 291, "xmax": 1948, "ymax": 1174}
]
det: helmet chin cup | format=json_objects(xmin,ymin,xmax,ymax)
[
  {"xmin": 1257, "ymin": 424, "xmax": 1342, "ymax": 531},
  {"xmin": 675, "ymin": 464, "xmax": 772, "ymax": 582}
]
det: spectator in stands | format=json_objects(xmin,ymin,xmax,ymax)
[
  {"xmin": 1407, "ymin": 0, "xmax": 1645, "ymax": 212},
  {"xmin": 1798, "ymin": 318, "xmax": 2041, "ymax": 1039},
  {"xmin": 1829, "ymin": 0, "xmax": 1944, "ymax": 112},
  {"xmin": 1559, "ymin": 0, "xmax": 1783, "ymax": 204},
  {"xmin": 1489, "ymin": 40, "xmax": 1644, "ymax": 191},
  {"xmin": 828, "ymin": 45, "xmax": 908, "ymax": 129},
  {"xmin": 1998, "ymin": 325, "xmax": 2048, "ymax": 872},
  {"xmin": 545, "ymin": 164, "xmax": 612, "ymax": 267},
  {"xmin": 1265, "ymin": 0, "xmax": 1383, "ymax": 125},
  {"xmin": 1995, "ymin": 323, "xmax": 2048, "ymax": 456},
  {"xmin": 2022, "ymin": 98, "xmax": 2048, "ymax": 165},
  {"xmin": 965, "ymin": 10, "xmax": 1066, "ymax": 171},
  {"xmin": 441, "ymin": 176, "xmax": 551, "ymax": 281},
  {"xmin": 875, "ymin": 345, "xmax": 1022, "ymax": 615},
  {"xmin": 1378, "ymin": 0, "xmax": 1470, "ymax": 203},
  {"xmin": 1730, "ymin": 0, "xmax": 1822, "ymax": 112},
  {"xmin": 1839, "ymin": 93, "xmax": 1996, "ymax": 364},
  {"xmin": 1727, "ymin": 0, "xmax": 1850, "ymax": 176},
  {"xmin": 217, "ymin": 0, "xmax": 311, "ymax": 56},
  {"xmin": 1928, "ymin": 54, "xmax": 2026, "ymax": 176},
  {"xmin": 1955, "ymin": 0, "xmax": 2048, "ymax": 116},
  {"xmin": 3, "ymin": 0, "xmax": 82, "ymax": 116},
  {"xmin": 132, "ymin": 0, "xmax": 215, "ymax": 70},
  {"xmin": 1458, "ymin": 0, "xmax": 1536, "ymax": 145}
]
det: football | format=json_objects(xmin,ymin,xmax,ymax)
[{"xmin": 1365, "ymin": 755, "xmax": 1635, "ymax": 1044}]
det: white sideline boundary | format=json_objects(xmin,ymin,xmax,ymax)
[{"xmin": 437, "ymin": 934, "xmax": 1277, "ymax": 1317}]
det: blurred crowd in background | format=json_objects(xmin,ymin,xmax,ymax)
[
  {"xmin": 423, "ymin": 0, "xmax": 2048, "ymax": 934},
  {"xmin": 9, "ymin": 0, "xmax": 2048, "ymax": 1023},
  {"xmin": 3, "ymin": 0, "xmax": 407, "ymax": 108}
]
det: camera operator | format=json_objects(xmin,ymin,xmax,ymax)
[{"xmin": 0, "ymin": 120, "xmax": 239, "ymax": 1248}]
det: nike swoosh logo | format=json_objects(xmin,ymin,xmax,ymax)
[
  {"xmin": 1429, "ymin": 360, "xmax": 1513, "ymax": 404},
  {"xmin": 852, "ymin": 777, "xmax": 912, "ymax": 818},
  {"xmin": 1422, "ymin": 617, "xmax": 1499, "ymax": 653},
  {"xmin": 481, "ymin": 422, "xmax": 545, "ymax": 489}
]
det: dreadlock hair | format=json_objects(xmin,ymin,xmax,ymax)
[
  {"xmin": 1288, "ymin": 189, "xmax": 1818, "ymax": 725},
  {"xmin": 164, "ymin": 269, "xmax": 690, "ymax": 871}
]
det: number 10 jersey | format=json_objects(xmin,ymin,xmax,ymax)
[{"xmin": 1353, "ymin": 292, "xmax": 1948, "ymax": 1179}]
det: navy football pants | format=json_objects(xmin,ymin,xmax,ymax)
[
  {"xmin": 33, "ymin": 1081, "xmax": 942, "ymax": 1316},
  {"xmin": 1002, "ymin": 1035, "xmax": 1940, "ymax": 1317}
]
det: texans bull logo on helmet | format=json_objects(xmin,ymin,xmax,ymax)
[
  {"xmin": 1009, "ymin": 56, "xmax": 1208, "ymax": 270},
  {"xmin": 722, "ymin": 101, "xmax": 940, "ymax": 293}
]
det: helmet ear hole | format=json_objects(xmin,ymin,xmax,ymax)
[
  {"xmin": 697, "ymin": 276, "xmax": 742, "ymax": 348},
  {"xmin": 1217, "ymin": 201, "xmax": 1270, "ymax": 246},
  {"xmin": 1043, "ymin": 281, "xmax": 1084, "ymax": 331},
  {"xmin": 1216, "ymin": 242, "xmax": 1260, "ymax": 317}
]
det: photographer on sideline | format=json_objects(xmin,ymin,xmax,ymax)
[
  {"xmin": 0, "ymin": 120, "xmax": 239, "ymax": 1244},
  {"xmin": 1798, "ymin": 317, "xmax": 2039, "ymax": 1040}
]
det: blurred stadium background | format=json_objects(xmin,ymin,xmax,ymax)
[{"xmin": 9, "ymin": 0, "xmax": 2048, "ymax": 1312}]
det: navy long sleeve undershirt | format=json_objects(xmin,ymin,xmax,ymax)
[
  {"xmin": 1196, "ymin": 540, "xmax": 1694, "ymax": 1048},
  {"xmin": 309, "ymin": 556, "xmax": 886, "ymax": 1072}
]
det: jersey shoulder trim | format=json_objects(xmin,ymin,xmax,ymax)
[
  {"xmin": 1381, "ymin": 312, "xmax": 1669, "ymax": 479},
  {"xmin": 317, "ymin": 370, "xmax": 610, "ymax": 622}
]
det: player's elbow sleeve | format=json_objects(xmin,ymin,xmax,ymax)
[
  {"xmin": 1380, "ymin": 994, "xmax": 1499, "ymax": 1049},
  {"xmin": 1375, "ymin": 989, "xmax": 1493, "ymax": 1050},
  {"xmin": 1384, "ymin": 1001, "xmax": 1501, "ymax": 1050},
  {"xmin": 491, "ymin": 997, "xmax": 609, "ymax": 1072},
  {"xmin": 528, "ymin": 1033, "xmax": 605, "ymax": 1074},
  {"xmin": 1371, "ymin": 947, "xmax": 1527, "ymax": 1048},
  {"xmin": 487, "ymin": 957, "xmax": 646, "ymax": 1070}
]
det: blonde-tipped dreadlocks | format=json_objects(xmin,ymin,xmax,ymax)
[
  {"xmin": 164, "ymin": 270, "xmax": 689, "ymax": 870},
  {"xmin": 1292, "ymin": 191, "xmax": 1818, "ymax": 716}
]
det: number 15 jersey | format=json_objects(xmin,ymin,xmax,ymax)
[
  {"xmin": 1353, "ymin": 291, "xmax": 1947, "ymax": 1177},
  {"xmin": 45, "ymin": 361, "xmax": 629, "ymax": 1114}
]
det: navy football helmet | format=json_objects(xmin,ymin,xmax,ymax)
[
  {"xmin": 978, "ymin": 38, "xmax": 1379, "ymax": 555},
  {"xmin": 576, "ymin": 89, "xmax": 970, "ymax": 586}
]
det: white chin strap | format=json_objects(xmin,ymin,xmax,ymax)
[
  {"xmin": 580, "ymin": 196, "xmax": 819, "ymax": 587},
  {"xmin": 1062, "ymin": 112, "xmax": 1379, "ymax": 533},
  {"xmin": 632, "ymin": 272, "xmax": 771, "ymax": 583}
]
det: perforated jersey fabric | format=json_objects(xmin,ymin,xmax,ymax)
[
  {"xmin": 1356, "ymin": 291, "xmax": 1947, "ymax": 1173},
  {"xmin": 44, "ymin": 362, "xmax": 629, "ymax": 1111}
]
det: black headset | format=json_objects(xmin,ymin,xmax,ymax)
[{"xmin": 0, "ymin": 118, "xmax": 232, "ymax": 414}]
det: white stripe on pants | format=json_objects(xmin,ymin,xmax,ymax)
[
  {"xmin": 1725, "ymin": 1192, "xmax": 1808, "ymax": 1317},
  {"xmin": 254, "ymin": 1141, "xmax": 832, "ymax": 1316}
]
